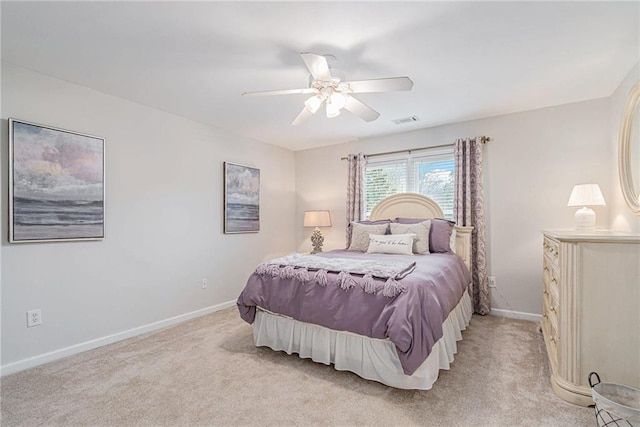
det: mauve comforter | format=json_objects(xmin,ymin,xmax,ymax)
[{"xmin": 237, "ymin": 250, "xmax": 470, "ymax": 376}]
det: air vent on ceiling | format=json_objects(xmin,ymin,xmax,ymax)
[{"xmin": 392, "ymin": 116, "xmax": 420, "ymax": 125}]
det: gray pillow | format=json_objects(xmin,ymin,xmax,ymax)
[
  {"xmin": 395, "ymin": 217, "xmax": 455, "ymax": 254},
  {"xmin": 346, "ymin": 219, "xmax": 391, "ymax": 248},
  {"xmin": 390, "ymin": 220, "xmax": 431, "ymax": 254},
  {"xmin": 347, "ymin": 223, "xmax": 389, "ymax": 252}
]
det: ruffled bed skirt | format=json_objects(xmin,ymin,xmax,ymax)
[{"xmin": 253, "ymin": 289, "xmax": 473, "ymax": 390}]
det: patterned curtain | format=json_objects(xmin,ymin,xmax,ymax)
[
  {"xmin": 454, "ymin": 137, "xmax": 490, "ymax": 315},
  {"xmin": 346, "ymin": 153, "xmax": 366, "ymax": 245}
]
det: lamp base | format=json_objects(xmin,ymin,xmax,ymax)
[
  {"xmin": 310, "ymin": 227, "xmax": 324, "ymax": 254},
  {"xmin": 574, "ymin": 207, "xmax": 596, "ymax": 230}
]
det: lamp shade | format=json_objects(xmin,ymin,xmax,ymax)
[
  {"xmin": 304, "ymin": 95, "xmax": 323, "ymax": 114},
  {"xmin": 326, "ymin": 101, "xmax": 341, "ymax": 118},
  {"xmin": 567, "ymin": 184, "xmax": 606, "ymax": 207},
  {"xmin": 304, "ymin": 210, "xmax": 332, "ymax": 227}
]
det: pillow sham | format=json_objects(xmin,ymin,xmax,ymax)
[
  {"xmin": 366, "ymin": 233, "xmax": 415, "ymax": 255},
  {"xmin": 346, "ymin": 219, "xmax": 391, "ymax": 248},
  {"xmin": 395, "ymin": 217, "xmax": 455, "ymax": 253},
  {"xmin": 347, "ymin": 223, "xmax": 389, "ymax": 252},
  {"xmin": 389, "ymin": 220, "xmax": 431, "ymax": 254}
]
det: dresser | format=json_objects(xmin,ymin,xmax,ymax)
[{"xmin": 541, "ymin": 230, "xmax": 640, "ymax": 406}]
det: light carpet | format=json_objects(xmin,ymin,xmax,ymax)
[{"xmin": 1, "ymin": 308, "xmax": 594, "ymax": 426}]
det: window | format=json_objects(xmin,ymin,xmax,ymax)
[{"xmin": 364, "ymin": 148, "xmax": 455, "ymax": 219}]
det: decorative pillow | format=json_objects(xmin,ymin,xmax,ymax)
[
  {"xmin": 394, "ymin": 217, "xmax": 455, "ymax": 253},
  {"xmin": 347, "ymin": 223, "xmax": 389, "ymax": 252},
  {"xmin": 357, "ymin": 219, "xmax": 392, "ymax": 227},
  {"xmin": 346, "ymin": 219, "xmax": 391, "ymax": 248},
  {"xmin": 366, "ymin": 234, "xmax": 415, "ymax": 255},
  {"xmin": 390, "ymin": 220, "xmax": 431, "ymax": 254}
]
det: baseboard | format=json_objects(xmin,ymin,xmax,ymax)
[
  {"xmin": 490, "ymin": 308, "xmax": 542, "ymax": 323},
  {"xmin": 0, "ymin": 300, "xmax": 237, "ymax": 377}
]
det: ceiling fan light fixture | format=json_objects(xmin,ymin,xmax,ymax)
[
  {"xmin": 326, "ymin": 92, "xmax": 347, "ymax": 118},
  {"xmin": 243, "ymin": 53, "xmax": 412, "ymax": 125},
  {"xmin": 326, "ymin": 101, "xmax": 341, "ymax": 118},
  {"xmin": 304, "ymin": 95, "xmax": 323, "ymax": 113},
  {"xmin": 329, "ymin": 92, "xmax": 348, "ymax": 110}
]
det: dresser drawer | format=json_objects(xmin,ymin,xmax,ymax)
[
  {"xmin": 542, "ymin": 252, "xmax": 560, "ymax": 375},
  {"xmin": 542, "ymin": 292, "xmax": 551, "ymax": 334},
  {"xmin": 542, "ymin": 295, "xmax": 559, "ymax": 370},
  {"xmin": 543, "ymin": 237, "xmax": 560, "ymax": 268},
  {"xmin": 543, "ymin": 257, "xmax": 552, "ymax": 287},
  {"xmin": 543, "ymin": 288, "xmax": 559, "ymax": 330},
  {"xmin": 548, "ymin": 270, "xmax": 559, "ymax": 308},
  {"xmin": 546, "ymin": 325, "xmax": 559, "ymax": 369},
  {"xmin": 543, "ymin": 258, "xmax": 560, "ymax": 302}
]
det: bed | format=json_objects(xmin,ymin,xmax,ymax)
[{"xmin": 237, "ymin": 193, "xmax": 474, "ymax": 390}]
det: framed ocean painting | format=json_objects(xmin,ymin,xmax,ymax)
[
  {"xmin": 9, "ymin": 118, "xmax": 105, "ymax": 243},
  {"xmin": 224, "ymin": 162, "xmax": 260, "ymax": 233}
]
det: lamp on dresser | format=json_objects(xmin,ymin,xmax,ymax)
[
  {"xmin": 567, "ymin": 184, "xmax": 606, "ymax": 229},
  {"xmin": 303, "ymin": 210, "xmax": 332, "ymax": 254}
]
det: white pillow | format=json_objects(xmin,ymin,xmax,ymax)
[
  {"xmin": 450, "ymin": 228, "xmax": 457, "ymax": 254},
  {"xmin": 390, "ymin": 220, "xmax": 431, "ymax": 254},
  {"xmin": 366, "ymin": 234, "xmax": 415, "ymax": 255},
  {"xmin": 348, "ymin": 223, "xmax": 389, "ymax": 252}
]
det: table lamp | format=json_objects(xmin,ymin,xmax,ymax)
[
  {"xmin": 303, "ymin": 210, "xmax": 332, "ymax": 254},
  {"xmin": 567, "ymin": 184, "xmax": 606, "ymax": 229}
]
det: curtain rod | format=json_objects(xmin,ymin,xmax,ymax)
[{"xmin": 340, "ymin": 137, "xmax": 491, "ymax": 160}]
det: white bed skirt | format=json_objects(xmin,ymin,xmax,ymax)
[{"xmin": 253, "ymin": 289, "xmax": 473, "ymax": 390}]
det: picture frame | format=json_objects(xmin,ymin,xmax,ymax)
[
  {"xmin": 224, "ymin": 162, "xmax": 260, "ymax": 233},
  {"xmin": 9, "ymin": 118, "xmax": 105, "ymax": 243}
]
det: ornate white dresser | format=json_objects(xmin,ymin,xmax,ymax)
[{"xmin": 541, "ymin": 230, "xmax": 640, "ymax": 406}]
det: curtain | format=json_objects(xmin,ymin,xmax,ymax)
[
  {"xmin": 454, "ymin": 137, "xmax": 490, "ymax": 315},
  {"xmin": 346, "ymin": 153, "xmax": 366, "ymax": 245}
]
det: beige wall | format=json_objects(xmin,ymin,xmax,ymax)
[
  {"xmin": 296, "ymin": 98, "xmax": 612, "ymax": 316},
  {"xmin": 1, "ymin": 63, "xmax": 296, "ymax": 369}
]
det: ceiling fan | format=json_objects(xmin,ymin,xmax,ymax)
[{"xmin": 242, "ymin": 53, "xmax": 414, "ymax": 125}]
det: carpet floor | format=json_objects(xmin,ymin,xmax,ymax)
[{"xmin": 1, "ymin": 308, "xmax": 594, "ymax": 426}]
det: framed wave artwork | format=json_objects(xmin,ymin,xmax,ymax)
[
  {"xmin": 224, "ymin": 162, "xmax": 260, "ymax": 233},
  {"xmin": 9, "ymin": 118, "xmax": 105, "ymax": 243}
]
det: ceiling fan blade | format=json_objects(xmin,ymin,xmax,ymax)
[
  {"xmin": 291, "ymin": 107, "xmax": 314, "ymax": 126},
  {"xmin": 300, "ymin": 53, "xmax": 332, "ymax": 82},
  {"xmin": 242, "ymin": 88, "xmax": 317, "ymax": 97},
  {"xmin": 344, "ymin": 77, "xmax": 414, "ymax": 93},
  {"xmin": 343, "ymin": 95, "xmax": 380, "ymax": 122}
]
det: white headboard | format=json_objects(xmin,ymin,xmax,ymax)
[
  {"xmin": 370, "ymin": 193, "xmax": 444, "ymax": 220},
  {"xmin": 368, "ymin": 193, "xmax": 473, "ymax": 274}
]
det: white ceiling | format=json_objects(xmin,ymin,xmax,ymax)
[{"xmin": 2, "ymin": 1, "xmax": 639, "ymax": 151}]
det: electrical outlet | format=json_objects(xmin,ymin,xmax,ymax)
[
  {"xmin": 201, "ymin": 278, "xmax": 208, "ymax": 289},
  {"xmin": 27, "ymin": 309, "xmax": 42, "ymax": 328},
  {"xmin": 488, "ymin": 277, "xmax": 496, "ymax": 288}
]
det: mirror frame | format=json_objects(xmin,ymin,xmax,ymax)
[{"xmin": 619, "ymin": 81, "xmax": 640, "ymax": 215}]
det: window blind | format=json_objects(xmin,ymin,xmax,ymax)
[
  {"xmin": 364, "ymin": 149, "xmax": 455, "ymax": 219},
  {"xmin": 411, "ymin": 157, "xmax": 455, "ymax": 219},
  {"xmin": 364, "ymin": 160, "xmax": 407, "ymax": 217}
]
